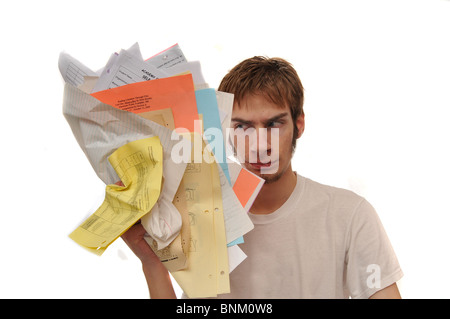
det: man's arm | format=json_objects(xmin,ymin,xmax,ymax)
[
  {"xmin": 369, "ymin": 283, "xmax": 401, "ymax": 299},
  {"xmin": 115, "ymin": 180, "xmax": 176, "ymax": 298},
  {"xmin": 121, "ymin": 223, "xmax": 177, "ymax": 299}
]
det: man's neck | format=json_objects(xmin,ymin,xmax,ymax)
[{"xmin": 250, "ymin": 166, "xmax": 297, "ymax": 215}]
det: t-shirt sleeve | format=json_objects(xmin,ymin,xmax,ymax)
[{"xmin": 344, "ymin": 199, "xmax": 403, "ymax": 299}]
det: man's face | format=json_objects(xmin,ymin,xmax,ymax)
[{"xmin": 230, "ymin": 94, "xmax": 304, "ymax": 183}]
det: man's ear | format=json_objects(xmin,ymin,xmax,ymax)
[{"xmin": 296, "ymin": 114, "xmax": 305, "ymax": 139}]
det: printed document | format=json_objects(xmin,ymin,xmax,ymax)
[{"xmin": 69, "ymin": 137, "xmax": 163, "ymax": 255}]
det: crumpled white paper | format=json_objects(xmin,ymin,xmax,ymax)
[{"xmin": 62, "ymin": 82, "xmax": 187, "ymax": 249}]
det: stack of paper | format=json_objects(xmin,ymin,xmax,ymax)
[{"xmin": 59, "ymin": 43, "xmax": 264, "ymax": 298}]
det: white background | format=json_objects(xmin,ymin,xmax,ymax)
[{"xmin": 1, "ymin": 0, "xmax": 449, "ymax": 298}]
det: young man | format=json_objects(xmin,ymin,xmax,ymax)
[{"xmin": 121, "ymin": 56, "xmax": 403, "ymax": 299}]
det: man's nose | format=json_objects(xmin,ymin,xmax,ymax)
[{"xmin": 249, "ymin": 128, "xmax": 271, "ymax": 158}]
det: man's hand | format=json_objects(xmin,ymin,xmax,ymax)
[
  {"xmin": 117, "ymin": 179, "xmax": 161, "ymax": 265},
  {"xmin": 118, "ymin": 181, "xmax": 176, "ymax": 298},
  {"xmin": 121, "ymin": 222, "xmax": 160, "ymax": 265}
]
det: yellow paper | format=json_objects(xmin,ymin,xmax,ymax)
[
  {"xmin": 210, "ymin": 156, "xmax": 230, "ymax": 294},
  {"xmin": 137, "ymin": 108, "xmax": 190, "ymax": 272},
  {"xmin": 138, "ymin": 108, "xmax": 176, "ymax": 131},
  {"xmin": 69, "ymin": 136, "xmax": 163, "ymax": 255},
  {"xmin": 171, "ymin": 136, "xmax": 230, "ymax": 298},
  {"xmin": 145, "ymin": 179, "xmax": 190, "ymax": 272}
]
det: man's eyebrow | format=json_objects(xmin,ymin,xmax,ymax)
[
  {"xmin": 231, "ymin": 112, "xmax": 289, "ymax": 126},
  {"xmin": 231, "ymin": 117, "xmax": 254, "ymax": 125}
]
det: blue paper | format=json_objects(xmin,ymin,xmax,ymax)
[
  {"xmin": 195, "ymin": 89, "xmax": 244, "ymax": 246},
  {"xmin": 195, "ymin": 89, "xmax": 231, "ymax": 184}
]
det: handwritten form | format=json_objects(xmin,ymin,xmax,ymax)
[{"xmin": 69, "ymin": 137, "xmax": 163, "ymax": 255}]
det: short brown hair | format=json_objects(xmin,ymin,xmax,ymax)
[{"xmin": 218, "ymin": 56, "xmax": 304, "ymax": 150}]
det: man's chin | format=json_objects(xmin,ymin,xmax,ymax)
[
  {"xmin": 259, "ymin": 172, "xmax": 284, "ymax": 184},
  {"xmin": 244, "ymin": 163, "xmax": 282, "ymax": 184}
]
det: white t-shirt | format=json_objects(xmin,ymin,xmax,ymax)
[{"xmin": 212, "ymin": 174, "xmax": 403, "ymax": 299}]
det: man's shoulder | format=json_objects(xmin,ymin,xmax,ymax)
[
  {"xmin": 301, "ymin": 175, "xmax": 363, "ymax": 200},
  {"xmin": 296, "ymin": 175, "xmax": 375, "ymax": 231},
  {"xmin": 298, "ymin": 175, "xmax": 367, "ymax": 212}
]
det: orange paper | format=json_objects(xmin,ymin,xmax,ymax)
[
  {"xmin": 91, "ymin": 74, "xmax": 199, "ymax": 132},
  {"xmin": 232, "ymin": 168, "xmax": 262, "ymax": 208}
]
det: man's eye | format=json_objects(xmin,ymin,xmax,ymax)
[
  {"xmin": 267, "ymin": 121, "xmax": 281, "ymax": 128},
  {"xmin": 235, "ymin": 123, "xmax": 248, "ymax": 130}
]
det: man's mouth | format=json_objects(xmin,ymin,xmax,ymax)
[{"xmin": 247, "ymin": 160, "xmax": 278, "ymax": 172}]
